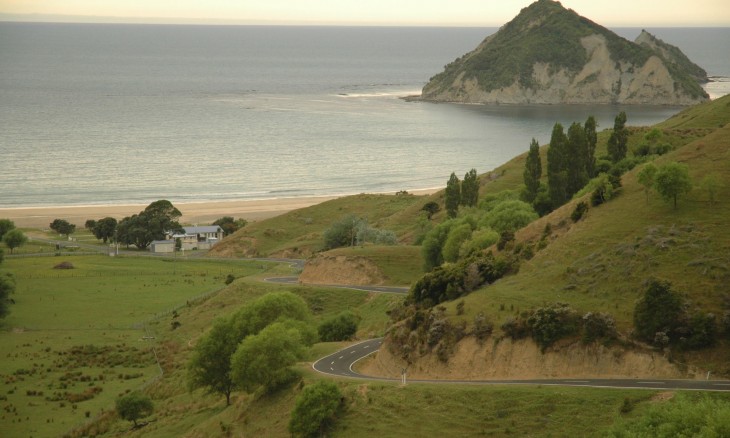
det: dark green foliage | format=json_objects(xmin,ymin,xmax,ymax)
[
  {"xmin": 213, "ymin": 216, "xmax": 247, "ymax": 236},
  {"xmin": 633, "ymin": 279, "xmax": 685, "ymax": 344},
  {"xmin": 0, "ymin": 219, "xmax": 14, "ymax": 240},
  {"xmin": 654, "ymin": 162, "xmax": 692, "ymax": 209},
  {"xmin": 608, "ymin": 393, "xmax": 730, "ymax": 437},
  {"xmin": 318, "ymin": 311, "xmax": 359, "ymax": 342},
  {"xmin": 682, "ymin": 312, "xmax": 717, "ymax": 349},
  {"xmin": 91, "ymin": 217, "xmax": 117, "ymax": 243},
  {"xmin": 409, "ymin": 252, "xmax": 513, "ymax": 306},
  {"xmin": 590, "ymin": 174, "xmax": 616, "ymax": 207},
  {"xmin": 117, "ymin": 200, "xmax": 183, "ymax": 249},
  {"xmin": 2, "ymin": 229, "xmax": 27, "ymax": 254},
  {"xmin": 0, "ymin": 273, "xmax": 15, "ymax": 319},
  {"xmin": 547, "ymin": 123, "xmax": 568, "ymax": 207},
  {"xmin": 566, "ymin": 122, "xmax": 589, "ymax": 196},
  {"xmin": 0, "ymin": 248, "xmax": 3, "ymax": 265},
  {"xmin": 289, "ymin": 381, "xmax": 343, "ymax": 438},
  {"xmin": 584, "ymin": 116, "xmax": 598, "ymax": 178},
  {"xmin": 461, "ymin": 168, "xmax": 479, "ymax": 207},
  {"xmin": 84, "ymin": 219, "xmax": 96, "ymax": 230},
  {"xmin": 473, "ymin": 312, "xmax": 494, "ymax": 343},
  {"xmin": 523, "ymin": 138, "xmax": 542, "ymax": 203},
  {"xmin": 421, "ymin": 201, "xmax": 440, "ymax": 219},
  {"xmin": 496, "ymin": 230, "xmax": 515, "ymax": 251},
  {"xmin": 581, "ymin": 312, "xmax": 617, "ymax": 344},
  {"xmin": 323, "ymin": 215, "xmax": 363, "ymax": 249},
  {"xmin": 225, "ymin": 274, "xmax": 235, "ymax": 285},
  {"xmin": 445, "ymin": 172, "xmax": 461, "ymax": 218},
  {"xmin": 116, "ymin": 392, "xmax": 153, "ymax": 427},
  {"xmin": 607, "ymin": 112, "xmax": 629, "ymax": 163},
  {"xmin": 49, "ymin": 218, "xmax": 76, "ymax": 236},
  {"xmin": 571, "ymin": 201, "xmax": 588, "ymax": 222},
  {"xmin": 532, "ymin": 185, "xmax": 553, "ymax": 216},
  {"xmin": 527, "ymin": 303, "xmax": 580, "ymax": 351}
]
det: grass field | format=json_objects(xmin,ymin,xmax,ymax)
[{"xmin": 0, "ymin": 255, "xmax": 271, "ymax": 438}]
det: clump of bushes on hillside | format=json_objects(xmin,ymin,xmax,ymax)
[
  {"xmin": 408, "ymin": 252, "xmax": 516, "ymax": 307},
  {"xmin": 633, "ymin": 278, "xmax": 717, "ymax": 350},
  {"xmin": 501, "ymin": 303, "xmax": 618, "ymax": 351},
  {"xmin": 318, "ymin": 311, "xmax": 359, "ymax": 342},
  {"xmin": 323, "ymin": 215, "xmax": 396, "ymax": 249},
  {"xmin": 386, "ymin": 305, "xmax": 467, "ymax": 363}
]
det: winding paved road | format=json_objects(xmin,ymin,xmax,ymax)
[
  {"xmin": 262, "ymin": 258, "xmax": 730, "ymax": 392},
  {"xmin": 312, "ymin": 338, "xmax": 730, "ymax": 391}
]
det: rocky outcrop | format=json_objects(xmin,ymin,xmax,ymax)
[
  {"xmin": 421, "ymin": 0, "xmax": 708, "ymax": 105},
  {"xmin": 635, "ymin": 29, "xmax": 708, "ymax": 83},
  {"xmin": 360, "ymin": 336, "xmax": 693, "ymax": 380}
]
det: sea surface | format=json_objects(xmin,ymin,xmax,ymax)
[{"xmin": 1, "ymin": 24, "xmax": 728, "ymax": 208}]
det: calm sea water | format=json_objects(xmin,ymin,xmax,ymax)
[{"xmin": 0, "ymin": 24, "xmax": 728, "ymax": 208}]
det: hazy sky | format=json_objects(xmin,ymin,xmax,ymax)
[{"xmin": 1, "ymin": 0, "xmax": 729, "ymax": 26}]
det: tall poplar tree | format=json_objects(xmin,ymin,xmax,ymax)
[
  {"xmin": 566, "ymin": 121, "xmax": 589, "ymax": 197},
  {"xmin": 523, "ymin": 138, "xmax": 542, "ymax": 203},
  {"xmin": 461, "ymin": 168, "xmax": 479, "ymax": 207},
  {"xmin": 607, "ymin": 111, "xmax": 628, "ymax": 163},
  {"xmin": 444, "ymin": 172, "xmax": 461, "ymax": 218},
  {"xmin": 584, "ymin": 116, "xmax": 598, "ymax": 178},
  {"xmin": 547, "ymin": 123, "xmax": 568, "ymax": 208}
]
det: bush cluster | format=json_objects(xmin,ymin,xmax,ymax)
[{"xmin": 318, "ymin": 311, "xmax": 359, "ymax": 342}]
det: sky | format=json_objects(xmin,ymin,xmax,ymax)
[{"xmin": 1, "ymin": 0, "xmax": 729, "ymax": 26}]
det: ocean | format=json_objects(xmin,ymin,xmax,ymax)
[{"xmin": 1, "ymin": 23, "xmax": 728, "ymax": 208}]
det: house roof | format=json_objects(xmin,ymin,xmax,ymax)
[{"xmin": 183, "ymin": 226, "xmax": 223, "ymax": 234}]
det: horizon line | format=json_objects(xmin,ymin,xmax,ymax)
[{"xmin": 1, "ymin": 13, "xmax": 728, "ymax": 28}]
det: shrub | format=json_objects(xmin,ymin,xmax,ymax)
[
  {"xmin": 501, "ymin": 316, "xmax": 529, "ymax": 340},
  {"xmin": 473, "ymin": 312, "xmax": 493, "ymax": 343},
  {"xmin": 682, "ymin": 312, "xmax": 717, "ymax": 349},
  {"xmin": 289, "ymin": 381, "xmax": 343, "ymax": 438},
  {"xmin": 116, "ymin": 392, "xmax": 153, "ymax": 427},
  {"xmin": 571, "ymin": 201, "xmax": 588, "ymax": 222},
  {"xmin": 53, "ymin": 261, "xmax": 75, "ymax": 270},
  {"xmin": 633, "ymin": 279, "xmax": 685, "ymax": 345},
  {"xmin": 318, "ymin": 311, "xmax": 359, "ymax": 342},
  {"xmin": 581, "ymin": 312, "xmax": 617, "ymax": 343},
  {"xmin": 224, "ymin": 274, "xmax": 235, "ymax": 285},
  {"xmin": 527, "ymin": 303, "xmax": 579, "ymax": 351},
  {"xmin": 421, "ymin": 201, "xmax": 440, "ymax": 219}
]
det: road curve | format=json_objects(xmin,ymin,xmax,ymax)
[
  {"xmin": 312, "ymin": 339, "xmax": 730, "ymax": 391},
  {"xmin": 262, "ymin": 258, "xmax": 730, "ymax": 391}
]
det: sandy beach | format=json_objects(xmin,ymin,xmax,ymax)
[{"xmin": 0, "ymin": 189, "xmax": 439, "ymax": 229}]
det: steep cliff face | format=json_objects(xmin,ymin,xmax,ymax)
[
  {"xmin": 421, "ymin": 0, "xmax": 708, "ymax": 105},
  {"xmin": 634, "ymin": 29, "xmax": 709, "ymax": 83}
]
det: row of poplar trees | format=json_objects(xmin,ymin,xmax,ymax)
[
  {"xmin": 524, "ymin": 112, "xmax": 628, "ymax": 212},
  {"xmin": 445, "ymin": 168, "xmax": 479, "ymax": 218}
]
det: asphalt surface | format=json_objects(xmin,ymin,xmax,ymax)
[{"xmin": 312, "ymin": 338, "xmax": 730, "ymax": 391}]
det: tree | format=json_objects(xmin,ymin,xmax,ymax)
[
  {"xmin": 584, "ymin": 116, "xmax": 598, "ymax": 178},
  {"xmin": 323, "ymin": 215, "xmax": 364, "ymax": 249},
  {"xmin": 607, "ymin": 111, "xmax": 628, "ymax": 163},
  {"xmin": 230, "ymin": 321, "xmax": 310, "ymax": 393},
  {"xmin": 421, "ymin": 201, "xmax": 440, "ymax": 220},
  {"xmin": 188, "ymin": 291, "xmax": 312, "ymax": 405},
  {"xmin": 421, "ymin": 220, "xmax": 454, "ymax": 271},
  {"xmin": 547, "ymin": 123, "xmax": 568, "ymax": 208},
  {"xmin": 289, "ymin": 381, "xmax": 343, "ymax": 438},
  {"xmin": 484, "ymin": 200, "xmax": 538, "ymax": 233},
  {"xmin": 441, "ymin": 223, "xmax": 472, "ymax": 263},
  {"xmin": 0, "ymin": 219, "xmax": 15, "ymax": 240},
  {"xmin": 115, "ymin": 392, "xmax": 153, "ymax": 427},
  {"xmin": 637, "ymin": 163, "xmax": 658, "ymax": 204},
  {"xmin": 523, "ymin": 138, "xmax": 542, "ymax": 203},
  {"xmin": 92, "ymin": 217, "xmax": 117, "ymax": 243},
  {"xmin": 318, "ymin": 311, "xmax": 360, "ymax": 342},
  {"xmin": 117, "ymin": 200, "xmax": 183, "ymax": 249},
  {"xmin": 49, "ymin": 219, "xmax": 76, "ymax": 237},
  {"xmin": 700, "ymin": 173, "xmax": 720, "ymax": 205},
  {"xmin": 633, "ymin": 279, "xmax": 685, "ymax": 344},
  {"xmin": 566, "ymin": 122, "xmax": 589, "ymax": 197},
  {"xmin": 0, "ymin": 274, "xmax": 16, "ymax": 319},
  {"xmin": 3, "ymin": 229, "xmax": 27, "ymax": 254},
  {"xmin": 461, "ymin": 168, "xmax": 479, "ymax": 207},
  {"xmin": 654, "ymin": 162, "xmax": 692, "ymax": 209},
  {"xmin": 213, "ymin": 216, "xmax": 247, "ymax": 236},
  {"xmin": 187, "ymin": 317, "xmax": 239, "ymax": 405},
  {"xmin": 84, "ymin": 219, "xmax": 97, "ymax": 231},
  {"xmin": 444, "ymin": 172, "xmax": 461, "ymax": 218}
]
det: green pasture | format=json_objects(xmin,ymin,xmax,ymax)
[{"xmin": 0, "ymin": 255, "xmax": 271, "ymax": 438}]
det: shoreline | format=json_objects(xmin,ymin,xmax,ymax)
[{"xmin": 0, "ymin": 188, "xmax": 440, "ymax": 229}]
